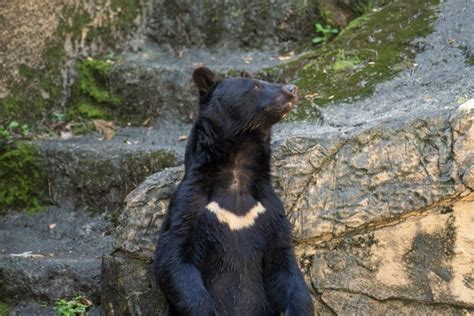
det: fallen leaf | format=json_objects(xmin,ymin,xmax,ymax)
[
  {"xmin": 49, "ymin": 223, "xmax": 57, "ymax": 230},
  {"xmin": 93, "ymin": 120, "xmax": 116, "ymax": 140},
  {"xmin": 143, "ymin": 118, "xmax": 151, "ymax": 126},
  {"xmin": 304, "ymin": 93, "xmax": 319, "ymax": 100},
  {"xmin": 10, "ymin": 251, "xmax": 45, "ymax": 258},
  {"xmin": 179, "ymin": 135, "xmax": 188, "ymax": 141},
  {"xmin": 242, "ymin": 56, "xmax": 253, "ymax": 64},
  {"xmin": 78, "ymin": 297, "xmax": 93, "ymax": 307},
  {"xmin": 278, "ymin": 51, "xmax": 295, "ymax": 61},
  {"xmin": 60, "ymin": 123, "xmax": 73, "ymax": 140},
  {"xmin": 60, "ymin": 131, "xmax": 73, "ymax": 140},
  {"xmin": 50, "ymin": 122, "xmax": 73, "ymax": 139}
]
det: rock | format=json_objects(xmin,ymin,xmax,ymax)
[
  {"xmin": 101, "ymin": 254, "xmax": 167, "ymax": 315},
  {"xmin": 37, "ymin": 125, "xmax": 187, "ymax": 216},
  {"xmin": 273, "ymin": 109, "xmax": 472, "ymax": 241},
  {"xmin": 0, "ymin": 0, "xmax": 144, "ymax": 125},
  {"xmin": 0, "ymin": 256, "xmax": 102, "ymax": 304},
  {"xmin": 320, "ymin": 290, "xmax": 473, "ymax": 315},
  {"xmin": 0, "ymin": 206, "xmax": 113, "ymax": 305},
  {"xmin": 102, "ymin": 106, "xmax": 474, "ymax": 313},
  {"xmin": 113, "ymin": 166, "xmax": 184, "ymax": 257},
  {"xmin": 310, "ymin": 197, "xmax": 474, "ymax": 312},
  {"xmin": 8, "ymin": 303, "xmax": 101, "ymax": 316},
  {"xmin": 146, "ymin": 0, "xmax": 322, "ymax": 49},
  {"xmin": 109, "ymin": 47, "xmax": 290, "ymax": 123}
]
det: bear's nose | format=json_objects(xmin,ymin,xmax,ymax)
[{"xmin": 283, "ymin": 84, "xmax": 298, "ymax": 96}]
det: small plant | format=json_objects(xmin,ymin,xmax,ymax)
[
  {"xmin": 53, "ymin": 111, "xmax": 66, "ymax": 122},
  {"xmin": 0, "ymin": 121, "xmax": 31, "ymax": 142},
  {"xmin": 312, "ymin": 23, "xmax": 339, "ymax": 44},
  {"xmin": 0, "ymin": 125, "xmax": 12, "ymax": 141},
  {"xmin": 67, "ymin": 58, "xmax": 121, "ymax": 122},
  {"xmin": 55, "ymin": 296, "xmax": 92, "ymax": 316}
]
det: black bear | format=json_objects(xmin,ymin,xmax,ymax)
[{"xmin": 154, "ymin": 67, "xmax": 313, "ymax": 316}]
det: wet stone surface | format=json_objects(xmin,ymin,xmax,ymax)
[{"xmin": 0, "ymin": 206, "xmax": 113, "ymax": 307}]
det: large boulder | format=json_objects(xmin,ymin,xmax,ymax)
[
  {"xmin": 101, "ymin": 104, "xmax": 474, "ymax": 314},
  {"xmin": 145, "ymin": 0, "xmax": 372, "ymax": 49},
  {"xmin": 0, "ymin": 0, "xmax": 145, "ymax": 126}
]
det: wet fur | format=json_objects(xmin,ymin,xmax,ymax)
[{"xmin": 154, "ymin": 68, "xmax": 313, "ymax": 316}]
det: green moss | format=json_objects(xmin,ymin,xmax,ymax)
[
  {"xmin": 468, "ymin": 56, "xmax": 474, "ymax": 66},
  {"xmin": 261, "ymin": 0, "xmax": 440, "ymax": 121},
  {"xmin": 76, "ymin": 59, "xmax": 120, "ymax": 104},
  {"xmin": 289, "ymin": 0, "xmax": 312, "ymax": 13},
  {"xmin": 318, "ymin": 9, "xmax": 334, "ymax": 28},
  {"xmin": 77, "ymin": 102, "xmax": 111, "ymax": 119},
  {"xmin": 338, "ymin": 14, "xmax": 369, "ymax": 36},
  {"xmin": 0, "ymin": 302, "xmax": 10, "ymax": 316},
  {"xmin": 0, "ymin": 97, "xmax": 23, "ymax": 123},
  {"xmin": 352, "ymin": 0, "xmax": 375, "ymax": 15},
  {"xmin": 330, "ymin": 50, "xmax": 362, "ymax": 71},
  {"xmin": 71, "ymin": 122, "xmax": 96, "ymax": 135},
  {"xmin": 111, "ymin": 0, "xmax": 141, "ymax": 32},
  {"xmin": 0, "ymin": 143, "xmax": 46, "ymax": 214},
  {"xmin": 0, "ymin": 48, "xmax": 62, "ymax": 126},
  {"xmin": 68, "ymin": 58, "xmax": 121, "ymax": 122}
]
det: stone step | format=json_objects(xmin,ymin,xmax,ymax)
[
  {"xmin": 108, "ymin": 45, "xmax": 295, "ymax": 123},
  {"xmin": 145, "ymin": 0, "xmax": 323, "ymax": 49},
  {"xmin": 38, "ymin": 123, "xmax": 188, "ymax": 216},
  {"xmin": 0, "ymin": 206, "xmax": 112, "ymax": 306}
]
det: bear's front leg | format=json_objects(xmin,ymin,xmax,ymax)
[
  {"xmin": 264, "ymin": 222, "xmax": 313, "ymax": 316},
  {"xmin": 154, "ymin": 226, "xmax": 218, "ymax": 316}
]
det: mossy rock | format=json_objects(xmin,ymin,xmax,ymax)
[
  {"xmin": 0, "ymin": 0, "xmax": 142, "ymax": 128},
  {"xmin": 41, "ymin": 141, "xmax": 179, "ymax": 219},
  {"xmin": 0, "ymin": 143, "xmax": 46, "ymax": 214},
  {"xmin": 68, "ymin": 57, "xmax": 166, "ymax": 127},
  {"xmin": 260, "ymin": 0, "xmax": 440, "ymax": 121}
]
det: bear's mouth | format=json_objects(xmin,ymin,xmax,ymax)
[
  {"xmin": 281, "ymin": 101, "xmax": 297, "ymax": 117},
  {"xmin": 280, "ymin": 95, "xmax": 299, "ymax": 117},
  {"xmin": 263, "ymin": 93, "xmax": 299, "ymax": 120},
  {"xmin": 265, "ymin": 100, "xmax": 297, "ymax": 117}
]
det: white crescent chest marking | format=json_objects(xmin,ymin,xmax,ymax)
[{"xmin": 205, "ymin": 201, "xmax": 266, "ymax": 231}]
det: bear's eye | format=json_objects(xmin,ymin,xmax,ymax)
[{"xmin": 253, "ymin": 85, "xmax": 260, "ymax": 91}]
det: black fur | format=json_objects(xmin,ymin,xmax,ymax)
[{"xmin": 154, "ymin": 67, "xmax": 313, "ymax": 316}]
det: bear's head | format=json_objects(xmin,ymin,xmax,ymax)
[{"xmin": 192, "ymin": 66, "xmax": 299, "ymax": 136}]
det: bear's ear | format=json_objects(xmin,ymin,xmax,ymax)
[
  {"xmin": 193, "ymin": 66, "xmax": 217, "ymax": 95},
  {"xmin": 240, "ymin": 70, "xmax": 253, "ymax": 78}
]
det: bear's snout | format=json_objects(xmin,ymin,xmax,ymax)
[{"xmin": 283, "ymin": 84, "xmax": 298, "ymax": 97}]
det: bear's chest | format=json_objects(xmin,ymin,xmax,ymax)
[{"xmin": 193, "ymin": 193, "xmax": 273, "ymax": 268}]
